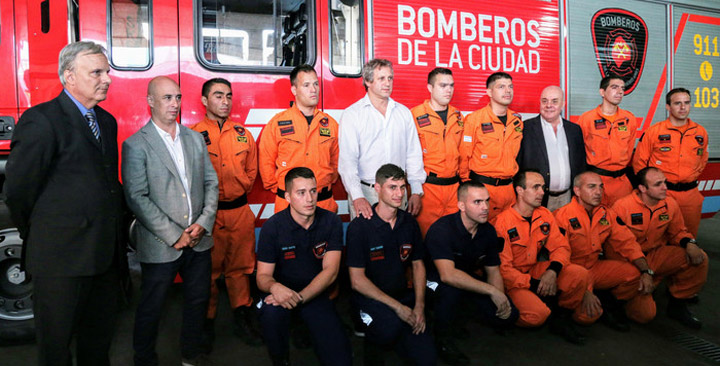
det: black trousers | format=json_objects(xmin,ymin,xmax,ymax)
[
  {"xmin": 133, "ymin": 248, "xmax": 211, "ymax": 366},
  {"xmin": 33, "ymin": 267, "xmax": 120, "ymax": 366}
]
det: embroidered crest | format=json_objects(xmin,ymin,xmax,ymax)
[
  {"xmin": 319, "ymin": 127, "xmax": 331, "ymax": 137},
  {"xmin": 313, "ymin": 241, "xmax": 328, "ymax": 259},
  {"xmin": 234, "ymin": 125, "xmax": 246, "ymax": 136},
  {"xmin": 695, "ymin": 135, "xmax": 704, "ymax": 145},
  {"xmin": 399, "ymin": 244, "xmax": 413, "ymax": 262},
  {"xmin": 658, "ymin": 214, "xmax": 669, "ymax": 221},
  {"xmin": 237, "ymin": 136, "xmax": 248, "ymax": 143},
  {"xmin": 540, "ymin": 222, "xmax": 550, "ymax": 235},
  {"xmin": 320, "ymin": 117, "xmax": 329, "ymax": 127}
]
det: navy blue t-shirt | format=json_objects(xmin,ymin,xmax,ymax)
[
  {"xmin": 346, "ymin": 206, "xmax": 424, "ymax": 298},
  {"xmin": 425, "ymin": 211, "xmax": 502, "ymax": 281},
  {"xmin": 256, "ymin": 207, "xmax": 343, "ymax": 292}
]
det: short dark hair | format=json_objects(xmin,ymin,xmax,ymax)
[
  {"xmin": 486, "ymin": 72, "xmax": 512, "ymax": 88},
  {"xmin": 599, "ymin": 75, "xmax": 624, "ymax": 90},
  {"xmin": 636, "ymin": 167, "xmax": 661, "ymax": 188},
  {"xmin": 285, "ymin": 167, "xmax": 316, "ymax": 191},
  {"xmin": 513, "ymin": 169, "xmax": 542, "ymax": 193},
  {"xmin": 666, "ymin": 87, "xmax": 691, "ymax": 105},
  {"xmin": 375, "ymin": 164, "xmax": 406, "ymax": 186},
  {"xmin": 428, "ymin": 67, "xmax": 452, "ymax": 85},
  {"xmin": 290, "ymin": 64, "xmax": 316, "ymax": 86},
  {"xmin": 202, "ymin": 78, "xmax": 232, "ymax": 97},
  {"xmin": 457, "ymin": 181, "xmax": 486, "ymax": 200}
]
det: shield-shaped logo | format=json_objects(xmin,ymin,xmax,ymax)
[
  {"xmin": 399, "ymin": 243, "xmax": 413, "ymax": 262},
  {"xmin": 234, "ymin": 125, "xmax": 246, "ymax": 136},
  {"xmin": 320, "ymin": 117, "xmax": 329, "ymax": 127},
  {"xmin": 540, "ymin": 222, "xmax": 550, "ymax": 235},
  {"xmin": 313, "ymin": 241, "xmax": 328, "ymax": 259},
  {"xmin": 591, "ymin": 9, "xmax": 648, "ymax": 95}
]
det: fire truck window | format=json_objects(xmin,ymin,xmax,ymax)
[
  {"xmin": 198, "ymin": 0, "xmax": 313, "ymax": 69},
  {"xmin": 329, "ymin": 0, "xmax": 362, "ymax": 75},
  {"xmin": 109, "ymin": 0, "xmax": 151, "ymax": 69}
]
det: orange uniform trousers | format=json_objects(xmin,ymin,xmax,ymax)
[
  {"xmin": 572, "ymin": 260, "xmax": 656, "ymax": 324},
  {"xmin": 486, "ymin": 184, "xmax": 515, "ymax": 223},
  {"xmin": 416, "ymin": 182, "xmax": 459, "ymax": 236},
  {"xmin": 667, "ymin": 188, "xmax": 704, "ymax": 237},
  {"xmin": 507, "ymin": 262, "xmax": 589, "ymax": 327},
  {"xmin": 207, "ymin": 205, "xmax": 256, "ymax": 318}
]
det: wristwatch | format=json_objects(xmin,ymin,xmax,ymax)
[{"xmin": 641, "ymin": 269, "xmax": 655, "ymax": 276}]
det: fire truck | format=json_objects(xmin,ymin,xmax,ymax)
[{"xmin": 1, "ymin": 0, "xmax": 719, "ymax": 343}]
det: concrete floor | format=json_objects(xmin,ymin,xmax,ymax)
[{"xmin": 2, "ymin": 214, "xmax": 719, "ymax": 365}]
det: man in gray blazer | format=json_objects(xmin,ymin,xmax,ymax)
[{"xmin": 122, "ymin": 76, "xmax": 218, "ymax": 366}]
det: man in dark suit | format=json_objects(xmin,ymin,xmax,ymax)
[
  {"xmin": 517, "ymin": 86, "xmax": 586, "ymax": 211},
  {"xmin": 5, "ymin": 41, "xmax": 125, "ymax": 365},
  {"xmin": 122, "ymin": 76, "xmax": 218, "ymax": 366}
]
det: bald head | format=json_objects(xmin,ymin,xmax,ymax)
[
  {"xmin": 540, "ymin": 85, "xmax": 564, "ymax": 123},
  {"xmin": 147, "ymin": 76, "xmax": 181, "ymax": 126}
]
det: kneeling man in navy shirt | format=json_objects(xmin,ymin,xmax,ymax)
[
  {"xmin": 347, "ymin": 163, "xmax": 436, "ymax": 366},
  {"xmin": 425, "ymin": 181, "xmax": 519, "ymax": 365},
  {"xmin": 256, "ymin": 167, "xmax": 352, "ymax": 366}
]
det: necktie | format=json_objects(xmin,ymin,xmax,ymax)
[{"xmin": 85, "ymin": 111, "xmax": 100, "ymax": 140}]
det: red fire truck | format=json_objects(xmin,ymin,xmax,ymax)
[{"xmin": 1, "ymin": 0, "xmax": 719, "ymax": 342}]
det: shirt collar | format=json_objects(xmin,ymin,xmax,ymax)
[
  {"xmin": 151, "ymin": 120, "xmax": 180, "ymax": 142},
  {"xmin": 282, "ymin": 206, "xmax": 320, "ymax": 232},
  {"xmin": 369, "ymin": 203, "xmax": 405, "ymax": 228},
  {"xmin": 540, "ymin": 115, "xmax": 563, "ymax": 129},
  {"xmin": 64, "ymin": 89, "xmax": 93, "ymax": 118},
  {"xmin": 361, "ymin": 93, "xmax": 396, "ymax": 112}
]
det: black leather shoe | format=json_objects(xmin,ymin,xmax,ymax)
[
  {"xmin": 233, "ymin": 307, "xmax": 264, "ymax": 346},
  {"xmin": 549, "ymin": 315, "xmax": 586, "ymax": 345},
  {"xmin": 600, "ymin": 309, "xmax": 631, "ymax": 332},
  {"xmin": 436, "ymin": 338, "xmax": 470, "ymax": 366},
  {"xmin": 667, "ymin": 297, "xmax": 702, "ymax": 329}
]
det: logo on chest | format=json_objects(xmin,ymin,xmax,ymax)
[
  {"xmin": 319, "ymin": 127, "xmax": 332, "ymax": 137},
  {"xmin": 507, "ymin": 227, "xmax": 520, "ymax": 242},
  {"xmin": 370, "ymin": 246, "xmax": 385, "ymax": 261},
  {"xmin": 313, "ymin": 241, "xmax": 328, "ymax": 259},
  {"xmin": 282, "ymin": 245, "xmax": 296, "ymax": 260},
  {"xmin": 539, "ymin": 222, "xmax": 550, "ymax": 235},
  {"xmin": 594, "ymin": 119, "xmax": 607, "ymax": 130},
  {"xmin": 569, "ymin": 217, "xmax": 582, "ymax": 229},
  {"xmin": 481, "ymin": 123, "xmax": 494, "ymax": 134},
  {"xmin": 416, "ymin": 114, "xmax": 431, "ymax": 128},
  {"xmin": 631, "ymin": 213, "xmax": 643, "ymax": 225},
  {"xmin": 280, "ymin": 126, "xmax": 295, "ymax": 136},
  {"xmin": 399, "ymin": 243, "xmax": 413, "ymax": 262}
]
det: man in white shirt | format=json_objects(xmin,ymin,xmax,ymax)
[
  {"xmin": 122, "ymin": 76, "xmax": 219, "ymax": 366},
  {"xmin": 517, "ymin": 86, "xmax": 586, "ymax": 211},
  {"xmin": 339, "ymin": 59, "xmax": 426, "ymax": 219}
]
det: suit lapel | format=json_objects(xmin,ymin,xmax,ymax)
[
  {"xmin": 179, "ymin": 126, "xmax": 194, "ymax": 193},
  {"xmin": 57, "ymin": 92, "xmax": 103, "ymax": 150},
  {"xmin": 140, "ymin": 121, "xmax": 180, "ymax": 179},
  {"xmin": 534, "ymin": 118, "xmax": 550, "ymax": 166}
]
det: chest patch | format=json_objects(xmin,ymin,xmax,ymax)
[
  {"xmin": 282, "ymin": 245, "xmax": 296, "ymax": 260},
  {"xmin": 319, "ymin": 127, "xmax": 332, "ymax": 137},
  {"xmin": 313, "ymin": 241, "xmax": 328, "ymax": 259},
  {"xmin": 658, "ymin": 134, "xmax": 671, "ymax": 143},
  {"xmin": 594, "ymin": 119, "xmax": 607, "ymax": 130},
  {"xmin": 658, "ymin": 214, "xmax": 670, "ymax": 221},
  {"xmin": 320, "ymin": 117, "xmax": 329, "ymax": 127},
  {"xmin": 416, "ymin": 114, "xmax": 431, "ymax": 127},
  {"xmin": 280, "ymin": 126, "xmax": 295, "ymax": 136},
  {"xmin": 200, "ymin": 130, "xmax": 211, "ymax": 145},
  {"xmin": 515, "ymin": 126, "xmax": 523, "ymax": 133},
  {"xmin": 278, "ymin": 120, "xmax": 293, "ymax": 126},
  {"xmin": 370, "ymin": 246, "xmax": 385, "ymax": 261},
  {"xmin": 481, "ymin": 123, "xmax": 494, "ymax": 134},
  {"xmin": 237, "ymin": 136, "xmax": 248, "ymax": 143},
  {"xmin": 698, "ymin": 148, "xmax": 704, "ymax": 156},
  {"xmin": 659, "ymin": 146, "xmax": 672, "ymax": 152},
  {"xmin": 631, "ymin": 213, "xmax": 643, "ymax": 225},
  {"xmin": 540, "ymin": 222, "xmax": 550, "ymax": 235},
  {"xmin": 695, "ymin": 135, "xmax": 704, "ymax": 145},
  {"xmin": 456, "ymin": 112, "xmax": 464, "ymax": 127},
  {"xmin": 234, "ymin": 125, "xmax": 246, "ymax": 136},
  {"xmin": 400, "ymin": 243, "xmax": 413, "ymax": 262},
  {"xmin": 569, "ymin": 218, "xmax": 581, "ymax": 229},
  {"xmin": 507, "ymin": 227, "xmax": 520, "ymax": 242},
  {"xmin": 599, "ymin": 218, "xmax": 609, "ymax": 226}
]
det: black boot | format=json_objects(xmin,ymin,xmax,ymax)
[
  {"xmin": 233, "ymin": 306, "xmax": 264, "ymax": 346},
  {"xmin": 549, "ymin": 309, "xmax": 586, "ymax": 345},
  {"xmin": 435, "ymin": 335, "xmax": 470, "ymax": 366},
  {"xmin": 667, "ymin": 295, "xmax": 702, "ymax": 329},
  {"xmin": 596, "ymin": 290, "xmax": 630, "ymax": 332},
  {"xmin": 199, "ymin": 318, "xmax": 215, "ymax": 354},
  {"xmin": 270, "ymin": 353, "xmax": 291, "ymax": 366}
]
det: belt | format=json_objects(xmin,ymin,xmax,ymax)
[
  {"xmin": 547, "ymin": 188, "xmax": 570, "ymax": 197},
  {"xmin": 469, "ymin": 171, "xmax": 512, "ymax": 186},
  {"xmin": 425, "ymin": 172, "xmax": 460, "ymax": 186},
  {"xmin": 360, "ymin": 180, "xmax": 374, "ymax": 187},
  {"xmin": 587, "ymin": 165, "xmax": 626, "ymax": 178},
  {"xmin": 218, "ymin": 194, "xmax": 248, "ymax": 210},
  {"xmin": 277, "ymin": 186, "xmax": 333, "ymax": 201},
  {"xmin": 666, "ymin": 181, "xmax": 698, "ymax": 192}
]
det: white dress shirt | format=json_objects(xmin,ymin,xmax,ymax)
[
  {"xmin": 540, "ymin": 116, "xmax": 571, "ymax": 192},
  {"xmin": 338, "ymin": 94, "xmax": 426, "ymax": 200},
  {"xmin": 152, "ymin": 121, "xmax": 193, "ymax": 225}
]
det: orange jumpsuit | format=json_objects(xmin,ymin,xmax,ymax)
[
  {"xmin": 554, "ymin": 197, "xmax": 655, "ymax": 324},
  {"xmin": 495, "ymin": 206, "xmax": 589, "ymax": 327},
  {"xmin": 577, "ymin": 106, "xmax": 637, "ymax": 206},
  {"xmin": 611, "ymin": 191, "xmax": 708, "ymax": 304},
  {"xmin": 459, "ymin": 104, "xmax": 523, "ymax": 221},
  {"xmin": 258, "ymin": 105, "xmax": 339, "ymax": 213},
  {"xmin": 191, "ymin": 117, "xmax": 258, "ymax": 317},
  {"xmin": 632, "ymin": 119, "xmax": 709, "ymax": 236},
  {"xmin": 411, "ymin": 100, "xmax": 464, "ymax": 235}
]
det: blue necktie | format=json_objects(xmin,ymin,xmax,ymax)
[{"xmin": 85, "ymin": 111, "xmax": 100, "ymax": 141}]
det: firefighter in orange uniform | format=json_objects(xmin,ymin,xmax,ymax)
[
  {"xmin": 190, "ymin": 78, "xmax": 261, "ymax": 347},
  {"xmin": 259, "ymin": 64, "xmax": 339, "ymax": 213},
  {"xmin": 611, "ymin": 167, "xmax": 708, "ymax": 329},
  {"xmin": 460, "ymin": 72, "xmax": 522, "ymax": 221},
  {"xmin": 632, "ymin": 88, "xmax": 709, "ymax": 236},
  {"xmin": 576, "ymin": 76, "xmax": 637, "ymax": 206},
  {"xmin": 495, "ymin": 169, "xmax": 589, "ymax": 344},
  {"xmin": 554, "ymin": 171, "xmax": 656, "ymax": 328},
  {"xmin": 411, "ymin": 68, "xmax": 464, "ymax": 235}
]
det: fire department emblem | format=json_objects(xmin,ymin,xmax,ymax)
[
  {"xmin": 234, "ymin": 125, "xmax": 246, "ymax": 136},
  {"xmin": 540, "ymin": 223, "xmax": 550, "ymax": 235},
  {"xmin": 313, "ymin": 241, "xmax": 328, "ymax": 259},
  {"xmin": 591, "ymin": 9, "xmax": 648, "ymax": 95},
  {"xmin": 399, "ymin": 243, "xmax": 413, "ymax": 262}
]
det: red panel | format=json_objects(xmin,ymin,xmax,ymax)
[
  {"xmin": 0, "ymin": 0, "xmax": 19, "ymax": 152},
  {"xmin": 25, "ymin": 0, "xmax": 67, "ymax": 106},
  {"xmin": 372, "ymin": 0, "xmax": 560, "ymax": 112}
]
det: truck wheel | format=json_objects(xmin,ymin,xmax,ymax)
[{"xmin": 0, "ymin": 228, "xmax": 35, "ymax": 345}]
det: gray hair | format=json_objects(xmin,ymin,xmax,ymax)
[
  {"xmin": 58, "ymin": 41, "xmax": 107, "ymax": 85},
  {"xmin": 361, "ymin": 59, "xmax": 393, "ymax": 90}
]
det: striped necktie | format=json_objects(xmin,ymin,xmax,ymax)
[{"xmin": 85, "ymin": 111, "xmax": 100, "ymax": 140}]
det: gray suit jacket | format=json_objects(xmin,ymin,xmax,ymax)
[{"xmin": 122, "ymin": 121, "xmax": 218, "ymax": 263}]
